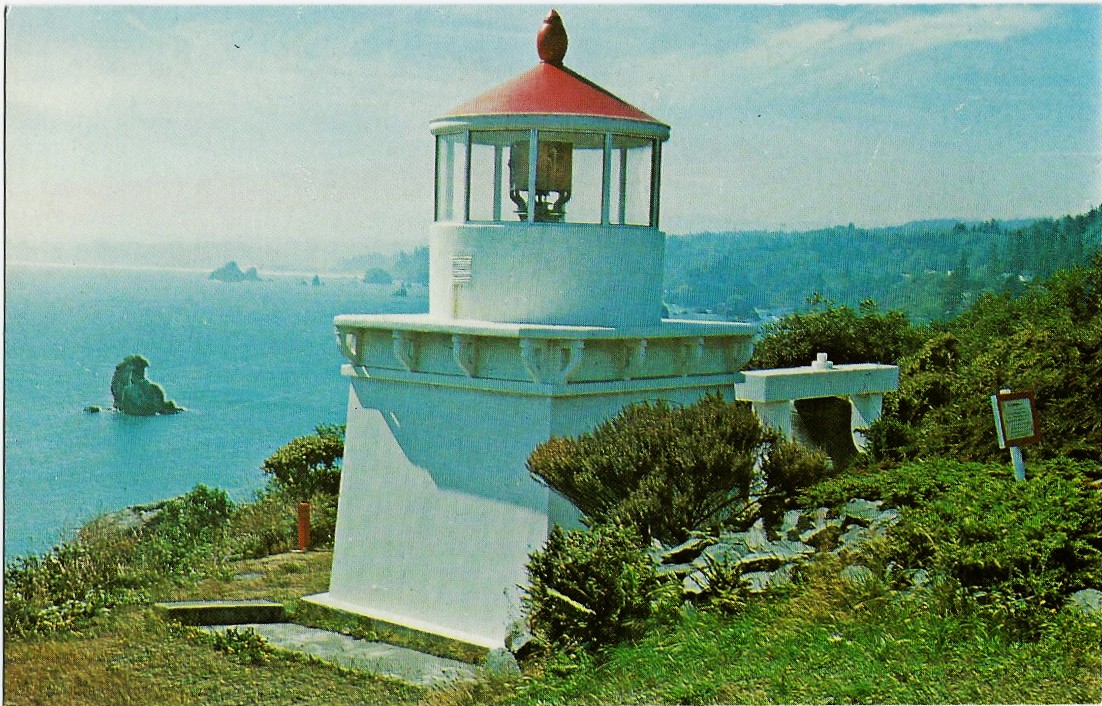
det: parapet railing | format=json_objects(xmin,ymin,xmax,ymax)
[{"xmin": 335, "ymin": 314, "xmax": 755, "ymax": 386}]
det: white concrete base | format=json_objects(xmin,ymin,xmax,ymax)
[
  {"xmin": 302, "ymin": 592, "xmax": 502, "ymax": 651},
  {"xmin": 326, "ymin": 371, "xmax": 741, "ymax": 648}
]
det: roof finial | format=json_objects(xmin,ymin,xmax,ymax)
[{"xmin": 537, "ymin": 9, "xmax": 567, "ymax": 66}]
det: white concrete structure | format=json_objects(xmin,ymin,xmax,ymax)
[
  {"xmin": 306, "ymin": 11, "xmax": 754, "ymax": 648},
  {"xmin": 734, "ymin": 353, "xmax": 900, "ymax": 451}
]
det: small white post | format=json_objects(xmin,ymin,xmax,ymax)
[{"xmin": 1010, "ymin": 446, "xmax": 1026, "ymax": 482}]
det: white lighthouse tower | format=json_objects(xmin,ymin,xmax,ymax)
[{"xmin": 307, "ymin": 11, "xmax": 755, "ymax": 649}]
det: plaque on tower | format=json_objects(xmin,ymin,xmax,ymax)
[{"xmin": 451, "ymin": 255, "xmax": 472, "ymax": 283}]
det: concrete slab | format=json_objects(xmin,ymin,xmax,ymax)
[
  {"xmin": 200, "ymin": 623, "xmax": 478, "ymax": 687},
  {"xmin": 734, "ymin": 362, "xmax": 899, "ymax": 402},
  {"xmin": 155, "ymin": 600, "xmax": 285, "ymax": 626}
]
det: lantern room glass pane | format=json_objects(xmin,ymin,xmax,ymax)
[
  {"xmin": 533, "ymin": 131, "xmax": 603, "ymax": 224},
  {"xmin": 469, "ymin": 130, "xmax": 527, "ymax": 222},
  {"xmin": 610, "ymin": 135, "xmax": 655, "ymax": 227},
  {"xmin": 435, "ymin": 132, "xmax": 467, "ymax": 222}
]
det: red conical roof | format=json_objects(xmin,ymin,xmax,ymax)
[
  {"xmin": 438, "ymin": 10, "xmax": 665, "ymax": 127},
  {"xmin": 441, "ymin": 62, "xmax": 664, "ymax": 125}
]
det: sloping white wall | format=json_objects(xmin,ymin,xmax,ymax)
[{"xmin": 316, "ymin": 375, "xmax": 738, "ymax": 647}]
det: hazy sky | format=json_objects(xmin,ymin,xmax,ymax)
[{"xmin": 6, "ymin": 4, "xmax": 1101, "ymax": 258}]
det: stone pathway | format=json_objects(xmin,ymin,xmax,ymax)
[{"xmin": 200, "ymin": 623, "xmax": 479, "ymax": 687}]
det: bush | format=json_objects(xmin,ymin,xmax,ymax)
[
  {"xmin": 527, "ymin": 395, "xmax": 767, "ymax": 544},
  {"xmin": 758, "ymin": 438, "xmax": 832, "ymax": 529},
  {"xmin": 3, "ymin": 539, "xmax": 138, "ymax": 637},
  {"xmin": 207, "ymin": 626, "xmax": 273, "ymax": 665},
  {"xmin": 872, "ymin": 257, "xmax": 1102, "ymax": 464},
  {"xmin": 804, "ymin": 458, "xmax": 1102, "ymax": 634},
  {"xmin": 524, "ymin": 524, "xmax": 668, "ymax": 653},
  {"xmin": 261, "ymin": 424, "xmax": 345, "ymax": 499},
  {"xmin": 134, "ymin": 485, "xmax": 235, "ymax": 576},
  {"xmin": 3, "ymin": 485, "xmax": 234, "ymax": 637},
  {"xmin": 225, "ymin": 492, "xmax": 297, "ymax": 559},
  {"xmin": 749, "ymin": 298, "xmax": 923, "ymax": 370}
]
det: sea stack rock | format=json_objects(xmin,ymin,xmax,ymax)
[
  {"xmin": 110, "ymin": 355, "xmax": 183, "ymax": 416},
  {"xmin": 209, "ymin": 261, "xmax": 260, "ymax": 282}
]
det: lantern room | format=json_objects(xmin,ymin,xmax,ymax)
[{"xmin": 427, "ymin": 10, "xmax": 672, "ymax": 328}]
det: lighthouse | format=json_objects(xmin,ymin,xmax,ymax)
[{"xmin": 306, "ymin": 11, "xmax": 755, "ymax": 649}]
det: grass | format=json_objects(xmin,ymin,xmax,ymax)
[
  {"xmin": 2, "ymin": 550, "xmax": 427, "ymax": 706},
  {"xmin": 6, "ymin": 464, "xmax": 1100, "ymax": 705},
  {"xmin": 4, "ymin": 608, "xmax": 424, "ymax": 706},
  {"xmin": 503, "ymin": 558, "xmax": 1102, "ymax": 705},
  {"xmin": 8, "ymin": 551, "xmax": 1097, "ymax": 706}
]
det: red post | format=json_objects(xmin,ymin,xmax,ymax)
[{"xmin": 297, "ymin": 502, "xmax": 311, "ymax": 552}]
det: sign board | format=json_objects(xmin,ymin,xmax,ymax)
[
  {"xmin": 991, "ymin": 390, "xmax": 1040, "ymax": 448},
  {"xmin": 451, "ymin": 255, "xmax": 473, "ymax": 284}
]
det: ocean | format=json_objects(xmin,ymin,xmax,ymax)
[{"xmin": 3, "ymin": 263, "xmax": 427, "ymax": 560}]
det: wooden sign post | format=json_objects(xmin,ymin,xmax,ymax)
[{"xmin": 991, "ymin": 389, "xmax": 1040, "ymax": 481}]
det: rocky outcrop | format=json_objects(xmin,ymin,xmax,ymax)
[
  {"xmin": 648, "ymin": 499, "xmax": 902, "ymax": 600},
  {"xmin": 209, "ymin": 261, "xmax": 260, "ymax": 282},
  {"xmin": 110, "ymin": 355, "xmax": 183, "ymax": 416}
]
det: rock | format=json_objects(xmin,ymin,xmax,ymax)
[
  {"xmin": 683, "ymin": 571, "xmax": 710, "ymax": 596},
  {"xmin": 209, "ymin": 261, "xmax": 260, "ymax": 282},
  {"xmin": 82, "ymin": 499, "xmax": 166, "ymax": 536},
  {"xmin": 903, "ymin": 568, "xmax": 931, "ymax": 589},
  {"xmin": 842, "ymin": 498, "xmax": 884, "ymax": 526},
  {"xmin": 779, "ymin": 509, "xmax": 805, "ymax": 539},
  {"xmin": 1070, "ymin": 589, "xmax": 1102, "ymax": 616},
  {"xmin": 485, "ymin": 648, "xmax": 521, "ymax": 674},
  {"xmin": 84, "ymin": 405, "xmax": 102, "ymax": 413},
  {"xmin": 652, "ymin": 535, "xmax": 715, "ymax": 564},
  {"xmin": 110, "ymin": 355, "xmax": 183, "ymax": 416},
  {"xmin": 504, "ymin": 620, "xmax": 540, "ymax": 662},
  {"xmin": 742, "ymin": 571, "xmax": 774, "ymax": 593},
  {"xmin": 840, "ymin": 564, "xmax": 875, "ymax": 585},
  {"xmin": 800, "ymin": 521, "xmax": 843, "ymax": 550},
  {"xmin": 655, "ymin": 562, "xmax": 697, "ymax": 578}
]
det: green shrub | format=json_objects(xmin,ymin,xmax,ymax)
[
  {"xmin": 3, "ymin": 540, "xmax": 136, "ymax": 637},
  {"xmin": 749, "ymin": 298, "xmax": 923, "ymax": 370},
  {"xmin": 207, "ymin": 626, "xmax": 273, "ymax": 665},
  {"xmin": 758, "ymin": 438, "xmax": 832, "ymax": 529},
  {"xmin": 524, "ymin": 524, "xmax": 668, "ymax": 653},
  {"xmin": 225, "ymin": 492, "xmax": 297, "ymax": 559},
  {"xmin": 224, "ymin": 488, "xmax": 338, "ymax": 560},
  {"xmin": 4, "ymin": 485, "xmax": 235, "ymax": 637},
  {"xmin": 874, "ymin": 257, "xmax": 1102, "ymax": 463},
  {"xmin": 261, "ymin": 424, "xmax": 345, "ymax": 500},
  {"xmin": 804, "ymin": 458, "xmax": 1102, "ymax": 634},
  {"xmin": 527, "ymin": 394, "xmax": 767, "ymax": 544},
  {"xmin": 306, "ymin": 491, "xmax": 339, "ymax": 548},
  {"xmin": 134, "ymin": 485, "xmax": 235, "ymax": 576},
  {"xmin": 863, "ymin": 417, "xmax": 920, "ymax": 464}
]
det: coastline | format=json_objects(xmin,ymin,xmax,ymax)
[{"xmin": 5, "ymin": 260, "xmax": 367, "ymax": 279}]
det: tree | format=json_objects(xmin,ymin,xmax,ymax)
[
  {"xmin": 362, "ymin": 267, "xmax": 393, "ymax": 285},
  {"xmin": 260, "ymin": 424, "xmax": 345, "ymax": 499},
  {"xmin": 748, "ymin": 298, "xmax": 923, "ymax": 369}
]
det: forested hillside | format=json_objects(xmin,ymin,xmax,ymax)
[{"xmin": 665, "ymin": 206, "xmax": 1102, "ymax": 323}]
